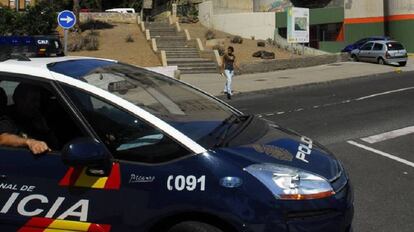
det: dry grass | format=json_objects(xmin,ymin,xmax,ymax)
[
  {"xmin": 69, "ymin": 23, "xmax": 161, "ymax": 67},
  {"xmin": 181, "ymin": 22, "xmax": 300, "ymax": 65}
]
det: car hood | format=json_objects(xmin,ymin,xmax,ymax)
[{"xmin": 213, "ymin": 122, "xmax": 341, "ymax": 181}]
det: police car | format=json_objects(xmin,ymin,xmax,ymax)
[
  {"xmin": 0, "ymin": 55, "xmax": 353, "ymax": 232},
  {"xmin": 0, "ymin": 36, "xmax": 64, "ymax": 57}
]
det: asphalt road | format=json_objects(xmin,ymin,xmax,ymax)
[{"xmin": 227, "ymin": 71, "xmax": 414, "ymax": 232}]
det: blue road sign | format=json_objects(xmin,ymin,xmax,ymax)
[{"xmin": 58, "ymin": 10, "xmax": 76, "ymax": 29}]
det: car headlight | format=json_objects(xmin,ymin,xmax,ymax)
[{"xmin": 245, "ymin": 163, "xmax": 335, "ymax": 200}]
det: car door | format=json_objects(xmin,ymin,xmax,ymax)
[
  {"xmin": 59, "ymin": 83, "xmax": 201, "ymax": 231},
  {"xmin": 0, "ymin": 74, "xmax": 121, "ymax": 231},
  {"xmin": 372, "ymin": 43, "xmax": 385, "ymax": 62},
  {"xmin": 358, "ymin": 42, "xmax": 374, "ymax": 62}
]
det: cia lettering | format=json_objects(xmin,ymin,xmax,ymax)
[
  {"xmin": 167, "ymin": 175, "xmax": 206, "ymax": 191},
  {"xmin": 0, "ymin": 183, "xmax": 36, "ymax": 192},
  {"xmin": 0, "ymin": 192, "xmax": 89, "ymax": 221}
]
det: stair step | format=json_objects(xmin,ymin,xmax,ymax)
[
  {"xmin": 167, "ymin": 55, "xmax": 201, "ymax": 58},
  {"xmin": 168, "ymin": 58, "xmax": 212, "ymax": 63},
  {"xmin": 166, "ymin": 52, "xmax": 200, "ymax": 55},
  {"xmin": 171, "ymin": 63, "xmax": 217, "ymax": 67},
  {"xmin": 179, "ymin": 68, "xmax": 218, "ymax": 74},
  {"xmin": 151, "ymin": 33, "xmax": 180, "ymax": 36},
  {"xmin": 165, "ymin": 49, "xmax": 198, "ymax": 52}
]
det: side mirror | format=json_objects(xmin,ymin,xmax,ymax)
[{"xmin": 62, "ymin": 138, "xmax": 111, "ymax": 175}]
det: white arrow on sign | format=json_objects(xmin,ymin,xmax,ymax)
[{"xmin": 60, "ymin": 16, "xmax": 74, "ymax": 24}]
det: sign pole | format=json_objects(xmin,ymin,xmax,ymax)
[
  {"xmin": 64, "ymin": 29, "xmax": 68, "ymax": 55},
  {"xmin": 57, "ymin": 10, "xmax": 76, "ymax": 55}
]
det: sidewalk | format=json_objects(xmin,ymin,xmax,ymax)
[{"xmin": 181, "ymin": 58, "xmax": 414, "ymax": 96}]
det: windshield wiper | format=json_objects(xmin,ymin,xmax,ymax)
[{"xmin": 213, "ymin": 114, "xmax": 252, "ymax": 147}]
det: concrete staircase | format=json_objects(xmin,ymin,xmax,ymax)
[{"xmin": 146, "ymin": 22, "xmax": 218, "ymax": 74}]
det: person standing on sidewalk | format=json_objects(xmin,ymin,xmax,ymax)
[{"xmin": 221, "ymin": 46, "xmax": 237, "ymax": 100}]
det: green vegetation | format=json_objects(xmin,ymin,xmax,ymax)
[{"xmin": 0, "ymin": 1, "xmax": 57, "ymax": 35}]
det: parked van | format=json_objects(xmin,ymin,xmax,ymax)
[{"xmin": 105, "ymin": 8, "xmax": 135, "ymax": 13}]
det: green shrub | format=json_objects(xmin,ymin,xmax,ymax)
[
  {"xmin": 205, "ymin": 30, "xmax": 215, "ymax": 40},
  {"xmin": 125, "ymin": 34, "xmax": 134, "ymax": 43},
  {"xmin": 83, "ymin": 35, "xmax": 99, "ymax": 51},
  {"xmin": 80, "ymin": 19, "xmax": 114, "ymax": 31},
  {"xmin": 0, "ymin": 2, "xmax": 57, "ymax": 36}
]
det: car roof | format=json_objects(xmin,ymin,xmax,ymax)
[
  {"xmin": 0, "ymin": 55, "xmax": 208, "ymax": 154},
  {"xmin": 0, "ymin": 56, "xmax": 116, "ymax": 80},
  {"xmin": 370, "ymin": 40, "xmax": 400, "ymax": 44}
]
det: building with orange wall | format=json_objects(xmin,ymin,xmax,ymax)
[{"xmin": 270, "ymin": 0, "xmax": 414, "ymax": 52}]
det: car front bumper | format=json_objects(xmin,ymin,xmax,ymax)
[{"xmin": 245, "ymin": 183, "xmax": 354, "ymax": 232}]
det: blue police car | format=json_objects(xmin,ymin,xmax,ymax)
[
  {"xmin": 0, "ymin": 36, "xmax": 64, "ymax": 57},
  {"xmin": 0, "ymin": 55, "xmax": 353, "ymax": 232}
]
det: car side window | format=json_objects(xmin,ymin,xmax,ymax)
[
  {"xmin": 360, "ymin": 43, "xmax": 373, "ymax": 51},
  {"xmin": 0, "ymin": 77, "xmax": 85, "ymax": 151},
  {"xmin": 373, "ymin": 43, "xmax": 384, "ymax": 51},
  {"xmin": 61, "ymin": 85, "xmax": 191, "ymax": 164}
]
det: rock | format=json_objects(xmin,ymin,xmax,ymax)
[
  {"xmin": 252, "ymin": 51, "xmax": 263, "ymax": 58},
  {"xmin": 205, "ymin": 30, "xmax": 216, "ymax": 40},
  {"xmin": 205, "ymin": 39, "xmax": 225, "ymax": 48},
  {"xmin": 252, "ymin": 51, "xmax": 276, "ymax": 59},
  {"xmin": 262, "ymin": 51, "xmax": 275, "ymax": 59},
  {"xmin": 257, "ymin": 41, "xmax": 266, "ymax": 47},
  {"xmin": 231, "ymin": 36, "xmax": 243, "ymax": 44}
]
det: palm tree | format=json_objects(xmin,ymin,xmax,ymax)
[{"xmin": 73, "ymin": 0, "xmax": 80, "ymax": 28}]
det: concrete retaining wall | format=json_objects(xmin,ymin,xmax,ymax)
[
  {"xmin": 80, "ymin": 13, "xmax": 139, "ymax": 24},
  {"xmin": 199, "ymin": 1, "xmax": 276, "ymax": 40},
  {"xmin": 239, "ymin": 53, "xmax": 348, "ymax": 74},
  {"xmin": 211, "ymin": 0, "xmax": 253, "ymax": 13}
]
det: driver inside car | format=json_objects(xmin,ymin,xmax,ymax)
[{"xmin": 0, "ymin": 86, "xmax": 51, "ymax": 154}]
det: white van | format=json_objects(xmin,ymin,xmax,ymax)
[{"xmin": 105, "ymin": 8, "xmax": 136, "ymax": 13}]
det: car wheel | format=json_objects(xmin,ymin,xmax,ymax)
[
  {"xmin": 378, "ymin": 58, "xmax": 385, "ymax": 65},
  {"xmin": 399, "ymin": 61, "xmax": 407, "ymax": 67},
  {"xmin": 351, "ymin": 55, "xmax": 358, "ymax": 62},
  {"xmin": 167, "ymin": 221, "xmax": 223, "ymax": 232}
]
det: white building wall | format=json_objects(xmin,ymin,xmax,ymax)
[
  {"xmin": 199, "ymin": 1, "xmax": 276, "ymax": 40},
  {"xmin": 384, "ymin": 0, "xmax": 414, "ymax": 15},
  {"xmin": 344, "ymin": 0, "xmax": 384, "ymax": 18}
]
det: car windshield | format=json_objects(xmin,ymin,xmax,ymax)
[
  {"xmin": 386, "ymin": 42, "xmax": 404, "ymax": 51},
  {"xmin": 48, "ymin": 59, "xmax": 235, "ymax": 147}
]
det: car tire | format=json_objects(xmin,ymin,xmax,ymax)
[
  {"xmin": 167, "ymin": 221, "xmax": 223, "ymax": 232},
  {"xmin": 351, "ymin": 55, "xmax": 358, "ymax": 62},
  {"xmin": 378, "ymin": 58, "xmax": 385, "ymax": 65},
  {"xmin": 399, "ymin": 61, "xmax": 407, "ymax": 67}
]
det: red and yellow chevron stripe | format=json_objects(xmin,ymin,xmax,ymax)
[
  {"xmin": 59, "ymin": 163, "xmax": 120, "ymax": 190},
  {"xmin": 18, "ymin": 217, "xmax": 111, "ymax": 232}
]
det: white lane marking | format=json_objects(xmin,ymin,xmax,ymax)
[
  {"xmin": 361, "ymin": 126, "xmax": 414, "ymax": 144},
  {"xmin": 277, "ymin": 111, "xmax": 285, "ymax": 115},
  {"xmin": 256, "ymin": 86, "xmax": 414, "ymax": 117},
  {"xmin": 347, "ymin": 140, "xmax": 414, "ymax": 168},
  {"xmin": 356, "ymin": 86, "xmax": 414, "ymax": 101}
]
